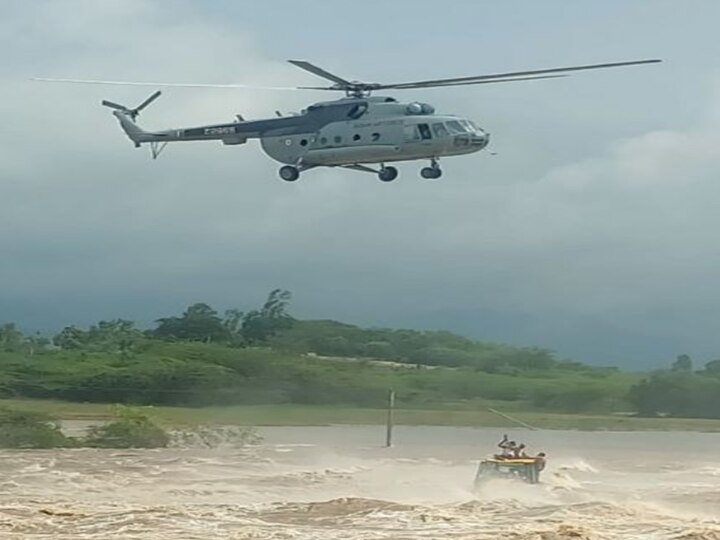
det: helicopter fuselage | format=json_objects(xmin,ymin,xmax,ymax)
[
  {"xmin": 114, "ymin": 95, "xmax": 489, "ymax": 180},
  {"xmin": 259, "ymin": 96, "xmax": 489, "ymax": 167}
]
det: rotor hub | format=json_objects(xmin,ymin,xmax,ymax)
[{"xmin": 339, "ymin": 82, "xmax": 379, "ymax": 98}]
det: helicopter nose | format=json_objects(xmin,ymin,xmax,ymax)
[{"xmin": 472, "ymin": 129, "xmax": 490, "ymax": 149}]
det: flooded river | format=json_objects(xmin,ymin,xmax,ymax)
[{"xmin": 0, "ymin": 425, "xmax": 718, "ymax": 539}]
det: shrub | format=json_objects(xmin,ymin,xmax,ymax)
[
  {"xmin": 0, "ymin": 407, "xmax": 72, "ymax": 448},
  {"xmin": 84, "ymin": 406, "xmax": 170, "ymax": 448}
]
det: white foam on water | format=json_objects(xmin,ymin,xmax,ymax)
[{"xmin": 1, "ymin": 427, "xmax": 720, "ymax": 539}]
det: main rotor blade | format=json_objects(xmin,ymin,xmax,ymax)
[
  {"xmin": 297, "ymin": 74, "xmax": 569, "ymax": 91},
  {"xmin": 287, "ymin": 60, "xmax": 351, "ymax": 86},
  {"xmin": 418, "ymin": 74, "xmax": 570, "ymax": 88},
  {"xmin": 375, "ymin": 59, "xmax": 662, "ymax": 90},
  {"xmin": 31, "ymin": 78, "xmax": 303, "ymax": 91}
]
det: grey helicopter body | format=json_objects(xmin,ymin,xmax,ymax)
[
  {"xmin": 116, "ymin": 93, "xmax": 488, "ymax": 181},
  {"xmin": 34, "ymin": 58, "xmax": 661, "ymax": 182}
]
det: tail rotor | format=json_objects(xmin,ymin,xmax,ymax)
[{"xmin": 101, "ymin": 90, "xmax": 161, "ymax": 120}]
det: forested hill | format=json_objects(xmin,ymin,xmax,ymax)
[
  {"xmin": 270, "ymin": 319, "xmax": 565, "ymax": 372},
  {"xmin": 1, "ymin": 290, "xmax": 720, "ymax": 418}
]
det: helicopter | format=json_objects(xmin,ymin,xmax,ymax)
[{"xmin": 34, "ymin": 58, "xmax": 661, "ymax": 182}]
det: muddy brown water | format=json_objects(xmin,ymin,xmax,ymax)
[{"xmin": 0, "ymin": 424, "xmax": 718, "ymax": 539}]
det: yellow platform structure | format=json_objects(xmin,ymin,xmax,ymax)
[{"xmin": 473, "ymin": 457, "xmax": 544, "ymax": 486}]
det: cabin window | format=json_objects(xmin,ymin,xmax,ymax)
[
  {"xmin": 353, "ymin": 134, "xmax": 361, "ymax": 141},
  {"xmin": 320, "ymin": 137, "xmax": 328, "ymax": 145},
  {"xmin": 371, "ymin": 132, "xmax": 381, "ymax": 142},
  {"xmin": 418, "ymin": 123, "xmax": 432, "ymax": 140},
  {"xmin": 284, "ymin": 138, "xmax": 292, "ymax": 146},
  {"xmin": 403, "ymin": 125, "xmax": 420, "ymax": 141},
  {"xmin": 432, "ymin": 123, "xmax": 449, "ymax": 138},
  {"xmin": 300, "ymin": 139, "xmax": 308, "ymax": 146},
  {"xmin": 334, "ymin": 136, "xmax": 342, "ymax": 144}
]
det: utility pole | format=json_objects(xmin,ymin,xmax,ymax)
[{"xmin": 385, "ymin": 389, "xmax": 395, "ymax": 447}]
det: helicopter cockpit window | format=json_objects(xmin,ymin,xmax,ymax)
[
  {"xmin": 418, "ymin": 123, "xmax": 432, "ymax": 140},
  {"xmin": 347, "ymin": 103, "xmax": 368, "ymax": 119},
  {"xmin": 460, "ymin": 120, "xmax": 476, "ymax": 133},
  {"xmin": 432, "ymin": 123, "xmax": 449, "ymax": 138},
  {"xmin": 446, "ymin": 120, "xmax": 466, "ymax": 134}
]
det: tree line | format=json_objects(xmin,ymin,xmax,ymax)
[
  {"xmin": 627, "ymin": 354, "xmax": 720, "ymax": 418},
  {"xmin": 37, "ymin": 288, "xmax": 294, "ymax": 354},
  {"xmin": 1, "ymin": 288, "xmax": 576, "ymax": 376},
  {"xmin": 3, "ymin": 291, "xmax": 720, "ymax": 418}
]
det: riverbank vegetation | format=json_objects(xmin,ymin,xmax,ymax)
[
  {"xmin": 2, "ymin": 290, "xmax": 720, "ymax": 421},
  {"xmin": 0, "ymin": 405, "xmax": 262, "ymax": 448},
  {"xmin": 0, "ymin": 405, "xmax": 169, "ymax": 448}
]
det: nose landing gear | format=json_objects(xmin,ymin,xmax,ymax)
[{"xmin": 420, "ymin": 159, "xmax": 442, "ymax": 179}]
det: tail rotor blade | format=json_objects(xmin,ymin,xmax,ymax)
[
  {"xmin": 135, "ymin": 90, "xmax": 162, "ymax": 112},
  {"xmin": 101, "ymin": 100, "xmax": 128, "ymax": 111}
]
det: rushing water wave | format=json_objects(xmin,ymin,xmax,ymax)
[{"xmin": 0, "ymin": 425, "xmax": 718, "ymax": 539}]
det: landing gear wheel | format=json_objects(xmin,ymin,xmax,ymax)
[
  {"xmin": 279, "ymin": 165, "xmax": 300, "ymax": 182},
  {"xmin": 378, "ymin": 166, "xmax": 398, "ymax": 182},
  {"xmin": 420, "ymin": 166, "xmax": 442, "ymax": 179}
]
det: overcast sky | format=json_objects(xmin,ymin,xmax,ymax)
[{"xmin": 2, "ymin": 0, "xmax": 720, "ymax": 368}]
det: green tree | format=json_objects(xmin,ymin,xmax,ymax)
[
  {"xmin": 0, "ymin": 323, "xmax": 24, "ymax": 352},
  {"xmin": 671, "ymin": 354, "xmax": 693, "ymax": 372},
  {"xmin": 23, "ymin": 332, "xmax": 51, "ymax": 356},
  {"xmin": 242, "ymin": 289, "xmax": 294, "ymax": 344},
  {"xmin": 703, "ymin": 359, "xmax": 720, "ymax": 376},
  {"xmin": 628, "ymin": 371, "xmax": 720, "ymax": 418},
  {"xmin": 154, "ymin": 303, "xmax": 229, "ymax": 343},
  {"xmin": 223, "ymin": 308, "xmax": 245, "ymax": 346},
  {"xmin": 87, "ymin": 319, "xmax": 143, "ymax": 354},
  {"xmin": 53, "ymin": 326, "xmax": 88, "ymax": 350}
]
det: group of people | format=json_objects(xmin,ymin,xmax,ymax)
[{"xmin": 494, "ymin": 434, "xmax": 546, "ymax": 470}]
